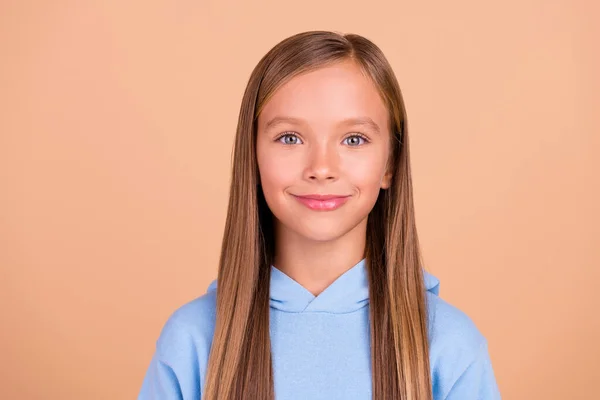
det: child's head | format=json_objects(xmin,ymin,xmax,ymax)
[
  {"xmin": 257, "ymin": 57, "xmax": 393, "ymax": 243},
  {"xmin": 206, "ymin": 31, "xmax": 431, "ymax": 400},
  {"xmin": 230, "ymin": 30, "xmax": 410, "ymax": 249}
]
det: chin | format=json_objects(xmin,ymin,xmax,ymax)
[{"xmin": 291, "ymin": 220, "xmax": 358, "ymax": 243}]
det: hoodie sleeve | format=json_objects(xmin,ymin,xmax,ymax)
[
  {"xmin": 138, "ymin": 316, "xmax": 201, "ymax": 400},
  {"xmin": 444, "ymin": 340, "xmax": 501, "ymax": 400}
]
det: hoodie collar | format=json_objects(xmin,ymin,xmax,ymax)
[
  {"xmin": 207, "ymin": 259, "xmax": 440, "ymax": 314},
  {"xmin": 269, "ymin": 258, "xmax": 369, "ymax": 313}
]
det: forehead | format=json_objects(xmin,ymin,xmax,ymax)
[{"xmin": 258, "ymin": 61, "xmax": 389, "ymax": 131}]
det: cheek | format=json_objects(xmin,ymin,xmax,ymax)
[
  {"xmin": 341, "ymin": 151, "xmax": 389, "ymax": 190},
  {"xmin": 257, "ymin": 147, "xmax": 298, "ymax": 197}
]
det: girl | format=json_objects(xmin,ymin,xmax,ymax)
[{"xmin": 139, "ymin": 31, "xmax": 501, "ymax": 400}]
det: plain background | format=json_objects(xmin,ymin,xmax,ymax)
[{"xmin": 1, "ymin": 0, "xmax": 598, "ymax": 399}]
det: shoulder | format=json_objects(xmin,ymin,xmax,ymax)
[
  {"xmin": 154, "ymin": 281, "xmax": 218, "ymax": 363},
  {"xmin": 423, "ymin": 270, "xmax": 486, "ymax": 362},
  {"xmin": 425, "ymin": 286, "xmax": 496, "ymax": 398},
  {"xmin": 426, "ymin": 291, "xmax": 487, "ymax": 358},
  {"xmin": 139, "ymin": 282, "xmax": 218, "ymax": 398}
]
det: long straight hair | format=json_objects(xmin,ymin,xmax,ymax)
[{"xmin": 202, "ymin": 31, "xmax": 432, "ymax": 400}]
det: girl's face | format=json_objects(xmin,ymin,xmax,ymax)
[{"xmin": 256, "ymin": 60, "xmax": 392, "ymax": 243}]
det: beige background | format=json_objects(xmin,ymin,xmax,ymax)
[{"xmin": 1, "ymin": 1, "xmax": 598, "ymax": 399}]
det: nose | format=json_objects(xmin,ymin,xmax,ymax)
[{"xmin": 303, "ymin": 142, "xmax": 339, "ymax": 182}]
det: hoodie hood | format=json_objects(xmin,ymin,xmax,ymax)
[{"xmin": 206, "ymin": 258, "xmax": 440, "ymax": 313}]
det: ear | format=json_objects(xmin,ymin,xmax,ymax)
[{"xmin": 381, "ymin": 169, "xmax": 393, "ymax": 189}]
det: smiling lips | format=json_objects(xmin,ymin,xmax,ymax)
[{"xmin": 292, "ymin": 194, "xmax": 351, "ymax": 211}]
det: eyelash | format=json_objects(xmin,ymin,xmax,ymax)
[{"xmin": 274, "ymin": 132, "xmax": 371, "ymax": 145}]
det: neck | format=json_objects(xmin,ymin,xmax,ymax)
[{"xmin": 273, "ymin": 218, "xmax": 368, "ymax": 296}]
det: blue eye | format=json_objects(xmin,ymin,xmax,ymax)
[
  {"xmin": 344, "ymin": 135, "xmax": 366, "ymax": 146},
  {"xmin": 278, "ymin": 133, "xmax": 303, "ymax": 145}
]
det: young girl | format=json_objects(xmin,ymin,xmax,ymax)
[{"xmin": 139, "ymin": 31, "xmax": 501, "ymax": 400}]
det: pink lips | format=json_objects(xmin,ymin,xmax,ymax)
[{"xmin": 292, "ymin": 194, "xmax": 351, "ymax": 211}]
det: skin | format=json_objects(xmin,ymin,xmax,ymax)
[{"xmin": 256, "ymin": 60, "xmax": 393, "ymax": 296}]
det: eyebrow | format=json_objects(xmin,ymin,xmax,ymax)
[
  {"xmin": 341, "ymin": 117, "xmax": 381, "ymax": 134},
  {"xmin": 264, "ymin": 116, "xmax": 305, "ymax": 131},
  {"xmin": 264, "ymin": 116, "xmax": 381, "ymax": 134}
]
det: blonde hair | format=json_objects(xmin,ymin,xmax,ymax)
[{"xmin": 203, "ymin": 30, "xmax": 432, "ymax": 400}]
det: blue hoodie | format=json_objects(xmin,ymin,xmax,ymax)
[{"xmin": 139, "ymin": 259, "xmax": 501, "ymax": 399}]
